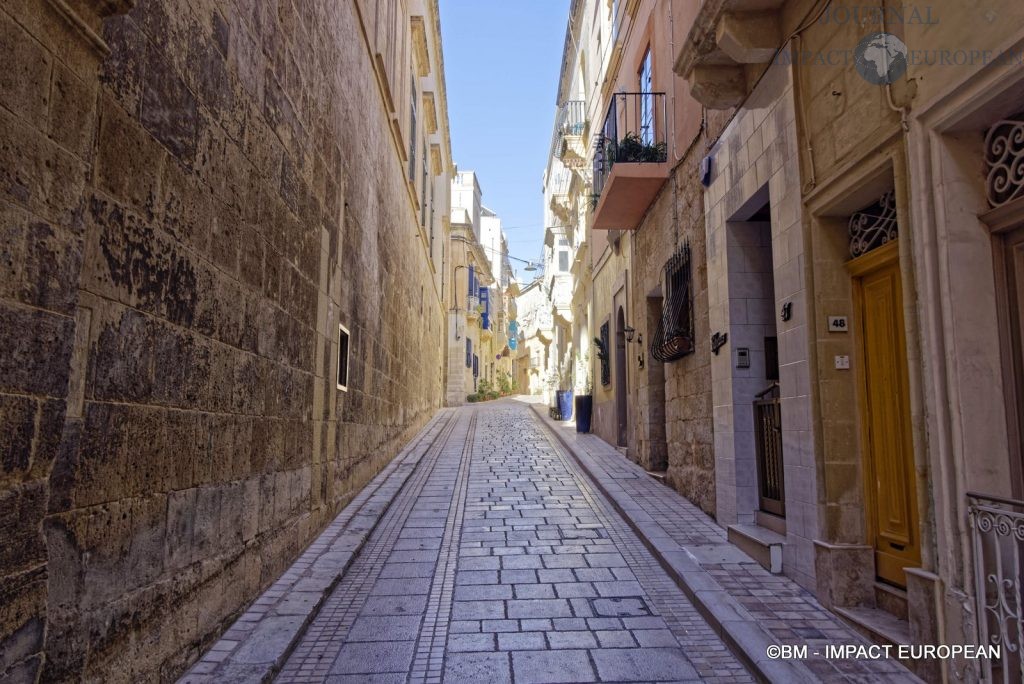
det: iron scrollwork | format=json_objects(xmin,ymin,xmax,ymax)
[
  {"xmin": 849, "ymin": 190, "xmax": 898, "ymax": 258},
  {"xmin": 984, "ymin": 115, "xmax": 1024, "ymax": 209}
]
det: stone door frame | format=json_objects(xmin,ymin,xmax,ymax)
[{"xmin": 904, "ymin": 29, "xmax": 1024, "ymax": 674}]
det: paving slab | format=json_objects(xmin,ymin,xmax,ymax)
[
  {"xmin": 186, "ymin": 402, "xmax": 757, "ymax": 683},
  {"xmin": 532, "ymin": 401, "xmax": 922, "ymax": 684}
]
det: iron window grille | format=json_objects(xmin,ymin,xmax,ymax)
[
  {"xmin": 984, "ymin": 112, "xmax": 1024, "ymax": 208},
  {"xmin": 599, "ymin": 322, "xmax": 611, "ymax": 386},
  {"xmin": 650, "ymin": 242, "xmax": 695, "ymax": 362}
]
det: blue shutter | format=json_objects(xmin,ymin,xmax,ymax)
[
  {"xmin": 479, "ymin": 287, "xmax": 490, "ymax": 329},
  {"xmin": 466, "ymin": 338, "xmax": 472, "ymax": 368},
  {"xmin": 468, "ymin": 265, "xmax": 475, "ymax": 308}
]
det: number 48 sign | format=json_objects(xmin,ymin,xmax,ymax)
[{"xmin": 828, "ymin": 316, "xmax": 849, "ymax": 332}]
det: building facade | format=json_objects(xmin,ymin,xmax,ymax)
[
  {"xmin": 548, "ymin": 0, "xmax": 1024, "ymax": 680},
  {"xmin": 677, "ymin": 2, "xmax": 1024, "ymax": 679},
  {"xmin": 445, "ymin": 171, "xmax": 516, "ymax": 405},
  {"xmin": 0, "ymin": 0, "xmax": 453, "ymax": 679}
]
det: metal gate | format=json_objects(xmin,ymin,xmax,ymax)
[{"xmin": 754, "ymin": 383, "xmax": 785, "ymax": 517}]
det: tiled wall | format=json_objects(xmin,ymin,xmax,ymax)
[{"xmin": 704, "ymin": 61, "xmax": 819, "ymax": 590}]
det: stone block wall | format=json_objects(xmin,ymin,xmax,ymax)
[
  {"xmin": 0, "ymin": 0, "xmax": 445, "ymax": 680},
  {"xmin": 627, "ymin": 115, "xmax": 726, "ymax": 516},
  {"xmin": 589, "ymin": 240, "xmax": 631, "ymax": 449}
]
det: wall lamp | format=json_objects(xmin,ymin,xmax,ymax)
[{"xmin": 624, "ymin": 325, "xmax": 636, "ymax": 343}]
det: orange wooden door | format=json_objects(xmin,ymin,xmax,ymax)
[{"xmin": 851, "ymin": 241, "xmax": 920, "ymax": 588}]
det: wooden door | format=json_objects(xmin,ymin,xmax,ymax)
[
  {"xmin": 850, "ymin": 241, "xmax": 920, "ymax": 588},
  {"xmin": 997, "ymin": 226, "xmax": 1024, "ymax": 495}
]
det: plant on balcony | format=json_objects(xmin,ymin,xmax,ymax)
[{"xmin": 615, "ymin": 132, "xmax": 667, "ymax": 163}]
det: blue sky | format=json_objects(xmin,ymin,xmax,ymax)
[{"xmin": 439, "ymin": 0, "xmax": 569, "ymax": 281}]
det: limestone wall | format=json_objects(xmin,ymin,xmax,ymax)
[
  {"xmin": 0, "ymin": 0, "xmax": 446, "ymax": 680},
  {"xmin": 627, "ymin": 142, "xmax": 719, "ymax": 515}
]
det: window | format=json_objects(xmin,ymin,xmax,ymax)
[
  {"xmin": 466, "ymin": 338, "xmax": 472, "ymax": 368},
  {"xmin": 409, "ymin": 81, "xmax": 417, "ymax": 180},
  {"xmin": 337, "ymin": 324, "xmax": 351, "ymax": 391},
  {"xmin": 639, "ymin": 48, "xmax": 653, "ymax": 145},
  {"xmin": 421, "ymin": 141, "xmax": 428, "ymax": 226},
  {"xmin": 650, "ymin": 243, "xmax": 695, "ymax": 362},
  {"xmin": 558, "ymin": 250, "xmax": 570, "ymax": 272},
  {"xmin": 599, "ymin": 322, "xmax": 611, "ymax": 386}
]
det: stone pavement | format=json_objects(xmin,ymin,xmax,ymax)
[
  {"xmin": 531, "ymin": 402, "xmax": 921, "ymax": 684},
  {"xmin": 184, "ymin": 401, "xmax": 752, "ymax": 682},
  {"xmin": 183, "ymin": 398, "xmax": 919, "ymax": 683}
]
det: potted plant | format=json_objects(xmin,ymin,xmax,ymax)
[
  {"xmin": 574, "ymin": 378, "xmax": 593, "ymax": 433},
  {"xmin": 615, "ymin": 132, "xmax": 668, "ymax": 163}
]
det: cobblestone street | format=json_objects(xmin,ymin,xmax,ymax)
[
  {"xmin": 187, "ymin": 401, "xmax": 752, "ymax": 682},
  {"xmin": 282, "ymin": 402, "xmax": 748, "ymax": 683},
  {"xmin": 184, "ymin": 399, "xmax": 922, "ymax": 684}
]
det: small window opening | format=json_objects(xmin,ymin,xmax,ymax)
[{"xmin": 337, "ymin": 324, "xmax": 350, "ymax": 391}]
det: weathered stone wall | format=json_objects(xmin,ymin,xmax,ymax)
[
  {"xmin": 626, "ymin": 111, "xmax": 728, "ymax": 516},
  {"xmin": 589, "ymin": 239, "xmax": 631, "ymax": 448},
  {"xmin": 0, "ymin": 0, "xmax": 445, "ymax": 680}
]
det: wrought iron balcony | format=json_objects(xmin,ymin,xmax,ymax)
[
  {"xmin": 548, "ymin": 169, "xmax": 573, "ymax": 223},
  {"xmin": 591, "ymin": 92, "xmax": 669, "ymax": 230},
  {"xmin": 550, "ymin": 101, "xmax": 588, "ymax": 167}
]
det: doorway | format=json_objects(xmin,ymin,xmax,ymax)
[
  {"xmin": 724, "ymin": 205, "xmax": 784, "ymax": 527},
  {"xmin": 615, "ymin": 306, "xmax": 628, "ymax": 447},
  {"xmin": 997, "ymin": 225, "xmax": 1024, "ymax": 496},
  {"xmin": 849, "ymin": 240, "xmax": 921, "ymax": 588}
]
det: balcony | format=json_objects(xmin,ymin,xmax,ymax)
[
  {"xmin": 550, "ymin": 101, "xmax": 588, "ymax": 169},
  {"xmin": 969, "ymin": 492, "xmax": 1024, "ymax": 681},
  {"xmin": 548, "ymin": 169, "xmax": 573, "ymax": 224},
  {"xmin": 591, "ymin": 92, "xmax": 669, "ymax": 230},
  {"xmin": 467, "ymin": 294, "xmax": 480, "ymax": 321},
  {"xmin": 673, "ymin": 2, "xmax": 784, "ymax": 109}
]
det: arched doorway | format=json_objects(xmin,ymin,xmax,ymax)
[{"xmin": 615, "ymin": 306, "xmax": 628, "ymax": 447}]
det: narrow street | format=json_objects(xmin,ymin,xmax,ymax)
[
  {"xmin": 189, "ymin": 401, "xmax": 751, "ymax": 683},
  {"xmin": 5, "ymin": 0, "xmax": 1022, "ymax": 681}
]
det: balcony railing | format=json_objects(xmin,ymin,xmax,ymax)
[
  {"xmin": 550, "ymin": 100, "xmax": 587, "ymax": 161},
  {"xmin": 968, "ymin": 492, "xmax": 1024, "ymax": 682},
  {"xmin": 592, "ymin": 92, "xmax": 667, "ymax": 202}
]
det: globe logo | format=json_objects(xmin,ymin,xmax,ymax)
[{"xmin": 854, "ymin": 32, "xmax": 908, "ymax": 85}]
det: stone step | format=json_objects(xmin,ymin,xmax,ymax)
[
  {"xmin": 834, "ymin": 605, "xmax": 912, "ymax": 647},
  {"xmin": 727, "ymin": 523, "xmax": 785, "ymax": 574}
]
